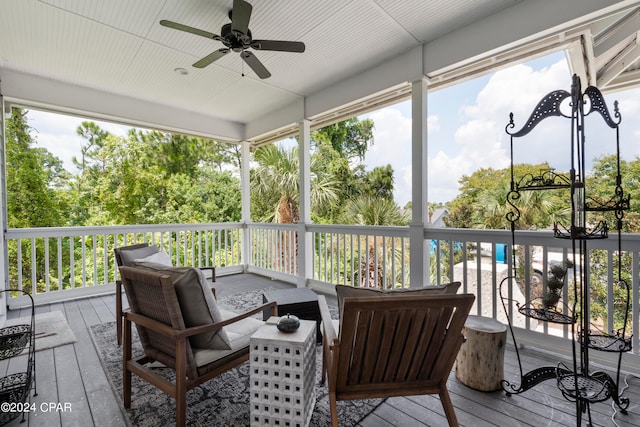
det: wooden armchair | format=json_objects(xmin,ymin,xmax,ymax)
[
  {"xmin": 119, "ymin": 265, "xmax": 276, "ymax": 426},
  {"xmin": 319, "ymin": 293, "xmax": 475, "ymax": 427},
  {"xmin": 114, "ymin": 243, "xmax": 215, "ymax": 345}
]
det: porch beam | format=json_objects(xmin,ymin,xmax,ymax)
[
  {"xmin": 1, "ymin": 69, "xmax": 244, "ymax": 142},
  {"xmin": 422, "ymin": 0, "xmax": 629, "ymax": 77},
  {"xmin": 597, "ymin": 37, "xmax": 640, "ymax": 87},
  {"xmin": 409, "ymin": 78, "xmax": 429, "ymax": 288}
]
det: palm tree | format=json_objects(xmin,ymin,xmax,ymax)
[
  {"xmin": 476, "ymin": 183, "xmax": 571, "ymax": 299},
  {"xmin": 475, "ymin": 182, "xmax": 570, "ymax": 230},
  {"xmin": 252, "ymin": 144, "xmax": 340, "ymax": 223},
  {"xmin": 341, "ymin": 196, "xmax": 409, "ymax": 288},
  {"xmin": 341, "ymin": 196, "xmax": 409, "ymax": 226},
  {"xmin": 252, "ymin": 144, "xmax": 340, "ymax": 273}
]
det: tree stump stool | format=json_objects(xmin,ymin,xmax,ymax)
[{"xmin": 455, "ymin": 315, "xmax": 507, "ymax": 391}]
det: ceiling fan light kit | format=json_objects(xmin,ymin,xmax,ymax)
[{"xmin": 160, "ymin": 0, "xmax": 305, "ymax": 79}]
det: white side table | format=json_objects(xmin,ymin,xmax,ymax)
[{"xmin": 250, "ymin": 317, "xmax": 316, "ymax": 427}]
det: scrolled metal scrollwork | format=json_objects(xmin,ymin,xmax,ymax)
[
  {"xmin": 585, "ymin": 85, "xmax": 621, "ymax": 128},
  {"xmin": 505, "ymin": 189, "xmax": 521, "ymax": 224},
  {"xmin": 506, "ymin": 89, "xmax": 571, "ymax": 137},
  {"xmin": 516, "ymin": 168, "xmax": 571, "ymax": 191}
]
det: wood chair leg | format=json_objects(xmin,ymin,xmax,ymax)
[
  {"xmin": 321, "ymin": 342, "xmax": 327, "ymax": 384},
  {"xmin": 116, "ymin": 281, "xmax": 122, "ymax": 346},
  {"xmin": 175, "ymin": 338, "xmax": 187, "ymax": 427},
  {"xmin": 123, "ymin": 317, "xmax": 132, "ymax": 408},
  {"xmin": 329, "ymin": 391, "xmax": 339, "ymax": 427},
  {"xmin": 439, "ymin": 385, "xmax": 460, "ymax": 427}
]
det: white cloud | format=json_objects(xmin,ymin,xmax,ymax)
[
  {"xmin": 421, "ymin": 58, "xmax": 579, "ymax": 202},
  {"xmin": 465, "ymin": 60, "xmax": 569, "ymax": 120},
  {"xmin": 363, "ymin": 108, "xmax": 442, "ymax": 204},
  {"xmin": 26, "ymin": 109, "xmax": 132, "ymax": 171},
  {"xmin": 427, "ymin": 114, "xmax": 440, "ymax": 132},
  {"xmin": 428, "ymin": 61, "xmax": 571, "ymax": 202}
]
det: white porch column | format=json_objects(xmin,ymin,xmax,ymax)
[
  {"xmin": 0, "ymin": 91, "xmax": 7, "ymax": 316},
  {"xmin": 409, "ymin": 78, "xmax": 429, "ymax": 288},
  {"xmin": 297, "ymin": 120, "xmax": 312, "ymax": 288},
  {"xmin": 240, "ymin": 140, "xmax": 251, "ymax": 272}
]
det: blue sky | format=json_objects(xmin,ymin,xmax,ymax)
[
  {"xmin": 361, "ymin": 51, "xmax": 640, "ymax": 205},
  {"xmin": 28, "ymin": 50, "xmax": 640, "ymax": 206}
]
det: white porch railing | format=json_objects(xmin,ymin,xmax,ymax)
[
  {"xmin": 308, "ymin": 224, "xmax": 410, "ymax": 289},
  {"xmin": 5, "ymin": 222, "xmax": 640, "ymax": 365},
  {"xmin": 5, "ymin": 223, "xmax": 243, "ymax": 303}
]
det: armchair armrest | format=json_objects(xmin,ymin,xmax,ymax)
[
  {"xmin": 318, "ymin": 296, "xmax": 337, "ymax": 346},
  {"xmin": 198, "ymin": 266, "xmax": 216, "ymax": 283},
  {"xmin": 318, "ymin": 295, "xmax": 339, "ymax": 386},
  {"xmin": 124, "ymin": 301, "xmax": 278, "ymax": 340}
]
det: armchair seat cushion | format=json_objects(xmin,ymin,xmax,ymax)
[
  {"xmin": 193, "ymin": 311, "xmax": 263, "ymax": 369},
  {"xmin": 130, "ymin": 262, "xmax": 231, "ymax": 350},
  {"xmin": 219, "ymin": 309, "xmax": 264, "ymax": 340}
]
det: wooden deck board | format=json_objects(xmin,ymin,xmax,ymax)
[{"xmin": 2, "ymin": 273, "xmax": 639, "ymax": 426}]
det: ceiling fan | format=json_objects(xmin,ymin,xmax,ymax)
[{"xmin": 160, "ymin": 0, "xmax": 305, "ymax": 79}]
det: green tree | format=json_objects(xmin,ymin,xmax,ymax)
[
  {"xmin": 312, "ymin": 117, "xmax": 374, "ymax": 162},
  {"xmin": 361, "ymin": 165, "xmax": 395, "ymax": 200},
  {"xmin": 5, "ymin": 108, "xmax": 68, "ymax": 293},
  {"xmin": 5, "ymin": 108, "xmax": 64, "ymax": 228},
  {"xmin": 587, "ymin": 154, "xmax": 640, "ymax": 233},
  {"xmin": 475, "ymin": 182, "xmax": 570, "ymax": 230},
  {"xmin": 447, "ymin": 163, "xmax": 569, "ymax": 230},
  {"xmin": 74, "ymin": 121, "xmax": 108, "ymax": 173},
  {"xmin": 73, "ymin": 126, "xmax": 241, "ymax": 225}
]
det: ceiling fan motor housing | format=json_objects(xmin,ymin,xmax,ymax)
[{"xmin": 221, "ymin": 23, "xmax": 252, "ymax": 51}]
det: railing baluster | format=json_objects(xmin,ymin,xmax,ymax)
[
  {"xmin": 44, "ymin": 238, "xmax": 50, "ymax": 293},
  {"xmin": 92, "ymin": 235, "xmax": 98, "ymax": 287},
  {"xmin": 57, "ymin": 237, "xmax": 63, "ymax": 291},
  {"xmin": 70, "ymin": 236, "xmax": 75, "ymax": 290},
  {"xmin": 104, "ymin": 234, "xmax": 109, "ymax": 285},
  {"xmin": 475, "ymin": 242, "xmax": 482, "ymax": 316},
  {"xmin": 30, "ymin": 237, "xmax": 36, "ymax": 293}
]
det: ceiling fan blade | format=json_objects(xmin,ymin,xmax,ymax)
[
  {"xmin": 251, "ymin": 40, "xmax": 305, "ymax": 53},
  {"xmin": 241, "ymin": 51, "xmax": 271, "ymax": 79},
  {"xmin": 231, "ymin": 0, "xmax": 252, "ymax": 35},
  {"xmin": 160, "ymin": 20, "xmax": 219, "ymax": 40},
  {"xmin": 193, "ymin": 49, "xmax": 230, "ymax": 68}
]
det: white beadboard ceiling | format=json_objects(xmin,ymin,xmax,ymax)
[{"xmin": 1, "ymin": 0, "xmax": 640, "ymax": 144}]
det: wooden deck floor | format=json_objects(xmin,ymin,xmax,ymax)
[{"xmin": 2, "ymin": 273, "xmax": 640, "ymax": 427}]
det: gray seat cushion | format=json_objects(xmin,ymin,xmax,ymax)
[{"xmin": 192, "ymin": 309, "xmax": 264, "ymax": 367}]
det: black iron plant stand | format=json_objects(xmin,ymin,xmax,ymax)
[
  {"xmin": 498, "ymin": 74, "xmax": 631, "ymax": 426},
  {"xmin": 0, "ymin": 289, "xmax": 37, "ymax": 425}
]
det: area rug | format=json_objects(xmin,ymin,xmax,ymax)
[
  {"xmin": 4, "ymin": 310, "xmax": 77, "ymax": 352},
  {"xmin": 90, "ymin": 289, "xmax": 383, "ymax": 426}
]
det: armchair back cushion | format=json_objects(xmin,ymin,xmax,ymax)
[
  {"xmin": 335, "ymin": 281, "xmax": 461, "ymax": 317},
  {"xmin": 135, "ymin": 250, "xmax": 172, "ymax": 266},
  {"xmin": 129, "ymin": 262, "xmax": 231, "ymax": 350},
  {"xmin": 117, "ymin": 244, "xmax": 160, "ymax": 266}
]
